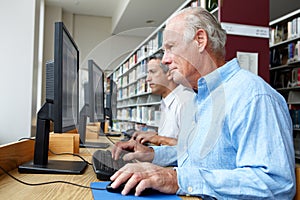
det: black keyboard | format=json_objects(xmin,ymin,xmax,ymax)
[
  {"xmin": 80, "ymin": 142, "xmax": 109, "ymax": 149},
  {"xmin": 92, "ymin": 150, "xmax": 132, "ymax": 181}
]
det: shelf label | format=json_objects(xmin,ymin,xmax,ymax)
[{"xmin": 221, "ymin": 22, "xmax": 269, "ymax": 38}]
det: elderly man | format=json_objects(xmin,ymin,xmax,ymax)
[{"xmin": 111, "ymin": 7, "xmax": 295, "ymax": 199}]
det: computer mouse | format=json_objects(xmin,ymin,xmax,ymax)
[
  {"xmin": 106, "ymin": 181, "xmax": 159, "ymax": 196},
  {"xmin": 106, "ymin": 181, "xmax": 129, "ymax": 194}
]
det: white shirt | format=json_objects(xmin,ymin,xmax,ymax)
[{"xmin": 158, "ymin": 84, "xmax": 195, "ymax": 139}]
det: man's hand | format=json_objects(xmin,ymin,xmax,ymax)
[
  {"xmin": 133, "ymin": 131, "xmax": 177, "ymax": 146},
  {"xmin": 111, "ymin": 139, "xmax": 155, "ymax": 162},
  {"xmin": 110, "ymin": 162, "xmax": 179, "ymax": 196},
  {"xmin": 132, "ymin": 131, "xmax": 157, "ymax": 144}
]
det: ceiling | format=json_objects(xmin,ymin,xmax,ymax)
[
  {"xmin": 45, "ymin": 0, "xmax": 187, "ymax": 71},
  {"xmin": 45, "ymin": 0, "xmax": 187, "ymax": 35},
  {"xmin": 45, "ymin": 0, "xmax": 300, "ymax": 32},
  {"xmin": 45, "ymin": 0, "xmax": 300, "ymax": 72}
]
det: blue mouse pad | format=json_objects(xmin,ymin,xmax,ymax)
[{"xmin": 91, "ymin": 182, "xmax": 181, "ymax": 200}]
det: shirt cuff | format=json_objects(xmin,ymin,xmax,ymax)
[{"xmin": 151, "ymin": 146, "xmax": 177, "ymax": 166}]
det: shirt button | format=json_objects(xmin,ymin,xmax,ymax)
[{"xmin": 188, "ymin": 186, "xmax": 193, "ymax": 193}]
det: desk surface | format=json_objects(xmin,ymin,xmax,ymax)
[{"xmin": 0, "ymin": 136, "xmax": 200, "ymax": 200}]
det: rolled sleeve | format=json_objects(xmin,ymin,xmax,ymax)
[{"xmin": 151, "ymin": 146, "xmax": 177, "ymax": 166}]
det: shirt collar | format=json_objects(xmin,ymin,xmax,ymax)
[
  {"xmin": 197, "ymin": 58, "xmax": 240, "ymax": 98},
  {"xmin": 161, "ymin": 85, "xmax": 183, "ymax": 109}
]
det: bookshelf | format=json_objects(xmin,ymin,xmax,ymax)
[
  {"xmin": 108, "ymin": 0, "xmax": 270, "ymax": 133},
  {"xmin": 107, "ymin": 0, "xmax": 201, "ymax": 132},
  {"xmin": 269, "ymin": 8, "xmax": 300, "ymax": 161}
]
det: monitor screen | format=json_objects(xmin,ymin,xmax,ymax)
[
  {"xmin": 88, "ymin": 59, "xmax": 105, "ymax": 123},
  {"xmin": 53, "ymin": 22, "xmax": 79, "ymax": 133},
  {"xmin": 18, "ymin": 22, "xmax": 86, "ymax": 174},
  {"xmin": 77, "ymin": 60, "xmax": 109, "ymax": 148}
]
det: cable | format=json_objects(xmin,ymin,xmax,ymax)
[
  {"xmin": 17, "ymin": 138, "xmax": 92, "ymax": 165},
  {"xmin": 0, "ymin": 166, "xmax": 106, "ymax": 190},
  {"xmin": 48, "ymin": 149, "xmax": 93, "ymax": 166}
]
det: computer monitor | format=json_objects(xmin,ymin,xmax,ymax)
[
  {"xmin": 111, "ymin": 79, "xmax": 118, "ymax": 121},
  {"xmin": 18, "ymin": 22, "xmax": 87, "ymax": 174},
  {"xmin": 88, "ymin": 59, "xmax": 105, "ymax": 123},
  {"xmin": 78, "ymin": 59, "xmax": 109, "ymax": 148},
  {"xmin": 106, "ymin": 76, "xmax": 117, "ymax": 129}
]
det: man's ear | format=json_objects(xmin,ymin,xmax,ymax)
[{"xmin": 194, "ymin": 29, "xmax": 207, "ymax": 53}]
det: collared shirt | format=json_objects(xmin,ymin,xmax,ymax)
[
  {"xmin": 152, "ymin": 58, "xmax": 296, "ymax": 199},
  {"xmin": 158, "ymin": 84, "xmax": 195, "ymax": 139}
]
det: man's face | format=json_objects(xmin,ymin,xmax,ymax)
[
  {"xmin": 161, "ymin": 17, "xmax": 200, "ymax": 88},
  {"xmin": 146, "ymin": 59, "xmax": 170, "ymax": 95}
]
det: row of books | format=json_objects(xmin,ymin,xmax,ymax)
[
  {"xmin": 118, "ymin": 95, "xmax": 161, "ymax": 108},
  {"xmin": 117, "ymin": 78, "xmax": 150, "ymax": 100},
  {"xmin": 117, "ymin": 107, "xmax": 161, "ymax": 126},
  {"xmin": 271, "ymin": 68, "xmax": 300, "ymax": 89},
  {"xmin": 136, "ymin": 31, "xmax": 163, "ymax": 63},
  {"xmin": 270, "ymin": 41, "xmax": 300, "ymax": 67},
  {"xmin": 113, "ymin": 121, "xmax": 158, "ymax": 133},
  {"xmin": 116, "ymin": 60, "xmax": 147, "ymax": 88},
  {"xmin": 111, "ymin": 121, "xmax": 134, "ymax": 132},
  {"xmin": 270, "ymin": 16, "xmax": 300, "ymax": 46},
  {"xmin": 113, "ymin": 31, "xmax": 163, "ymax": 80}
]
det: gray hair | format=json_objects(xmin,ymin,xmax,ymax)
[{"xmin": 173, "ymin": 7, "xmax": 227, "ymax": 57}]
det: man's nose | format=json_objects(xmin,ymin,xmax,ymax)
[{"xmin": 162, "ymin": 52, "xmax": 171, "ymax": 65}]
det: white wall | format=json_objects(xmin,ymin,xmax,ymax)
[
  {"xmin": 0, "ymin": 0, "xmax": 39, "ymax": 144},
  {"xmin": 0, "ymin": 2, "xmax": 150, "ymax": 145}
]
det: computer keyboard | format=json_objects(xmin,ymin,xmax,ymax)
[
  {"xmin": 92, "ymin": 150, "xmax": 132, "ymax": 181},
  {"xmin": 80, "ymin": 142, "xmax": 110, "ymax": 149}
]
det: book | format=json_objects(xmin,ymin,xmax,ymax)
[
  {"xmin": 288, "ymin": 43, "xmax": 295, "ymax": 63},
  {"xmin": 294, "ymin": 41, "xmax": 300, "ymax": 61}
]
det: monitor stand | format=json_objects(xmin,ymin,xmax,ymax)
[
  {"xmin": 99, "ymin": 122, "xmax": 121, "ymax": 137},
  {"xmin": 18, "ymin": 108, "xmax": 87, "ymax": 175},
  {"xmin": 19, "ymin": 160, "xmax": 87, "ymax": 174},
  {"xmin": 78, "ymin": 107, "xmax": 110, "ymax": 149}
]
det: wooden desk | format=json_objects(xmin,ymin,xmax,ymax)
[
  {"xmin": 0, "ymin": 136, "xmax": 200, "ymax": 200},
  {"xmin": 1, "ymin": 134, "xmax": 298, "ymax": 200}
]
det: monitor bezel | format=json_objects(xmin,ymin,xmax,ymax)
[
  {"xmin": 88, "ymin": 59, "xmax": 105, "ymax": 123},
  {"xmin": 53, "ymin": 22, "xmax": 79, "ymax": 133}
]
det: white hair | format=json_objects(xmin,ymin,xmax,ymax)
[{"xmin": 171, "ymin": 7, "xmax": 227, "ymax": 57}]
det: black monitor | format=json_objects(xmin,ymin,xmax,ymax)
[
  {"xmin": 106, "ymin": 76, "xmax": 118, "ymax": 129},
  {"xmin": 18, "ymin": 22, "xmax": 87, "ymax": 174},
  {"xmin": 88, "ymin": 59, "xmax": 105, "ymax": 123},
  {"xmin": 78, "ymin": 59, "xmax": 109, "ymax": 148}
]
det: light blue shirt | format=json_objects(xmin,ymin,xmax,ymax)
[{"xmin": 152, "ymin": 58, "xmax": 296, "ymax": 199}]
